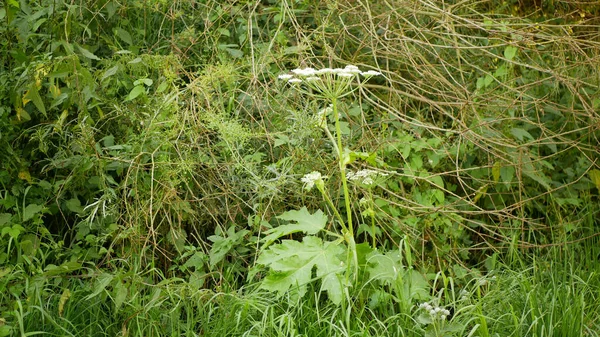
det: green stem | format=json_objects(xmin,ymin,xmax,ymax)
[
  {"xmin": 332, "ymin": 97, "xmax": 358, "ymax": 274},
  {"xmin": 319, "ymin": 187, "xmax": 347, "ymax": 232},
  {"xmin": 332, "ymin": 97, "xmax": 353, "ymax": 235}
]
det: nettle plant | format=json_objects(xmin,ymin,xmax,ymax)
[{"xmin": 254, "ymin": 65, "xmax": 430, "ymax": 306}]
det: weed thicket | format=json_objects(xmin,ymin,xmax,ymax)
[{"xmin": 0, "ymin": 0, "xmax": 599, "ymax": 336}]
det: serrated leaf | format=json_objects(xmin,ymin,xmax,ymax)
[
  {"xmin": 258, "ymin": 236, "xmax": 345, "ymax": 303},
  {"xmin": 261, "ymin": 207, "xmax": 327, "ymax": 248},
  {"xmin": 77, "ymin": 45, "xmax": 100, "ymax": 60},
  {"xmin": 208, "ymin": 226, "xmax": 248, "ymax": 267},
  {"xmin": 23, "ymin": 204, "xmax": 43, "ymax": 222}
]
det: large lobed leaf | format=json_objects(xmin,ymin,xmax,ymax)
[
  {"xmin": 258, "ymin": 236, "xmax": 346, "ymax": 304},
  {"xmin": 260, "ymin": 207, "xmax": 328, "ymax": 248}
]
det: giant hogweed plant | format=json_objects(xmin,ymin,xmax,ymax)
[{"xmin": 254, "ymin": 65, "xmax": 430, "ymax": 306}]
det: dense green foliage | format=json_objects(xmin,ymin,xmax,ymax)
[{"xmin": 1, "ymin": 0, "xmax": 599, "ymax": 336}]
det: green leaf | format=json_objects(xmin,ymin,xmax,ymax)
[
  {"xmin": 208, "ymin": 226, "xmax": 249, "ymax": 267},
  {"xmin": 125, "ymin": 85, "xmax": 145, "ymax": 101},
  {"xmin": 113, "ymin": 281, "xmax": 127, "ymax": 310},
  {"xmin": 258, "ymin": 236, "xmax": 345, "ymax": 304},
  {"xmin": 226, "ymin": 48, "xmax": 243, "ymax": 58},
  {"xmin": 116, "ymin": 28, "xmax": 133, "ymax": 45},
  {"xmin": 85, "ymin": 272, "xmax": 114, "ymax": 300},
  {"xmin": 156, "ymin": 81, "xmax": 168, "ymax": 93},
  {"xmin": 43, "ymin": 261, "xmax": 82, "ymax": 276},
  {"xmin": 425, "ymin": 175, "xmax": 444, "ymax": 189},
  {"xmin": 0, "ymin": 213, "xmax": 11, "ymax": 226},
  {"xmin": 522, "ymin": 161, "xmax": 551, "ymax": 190},
  {"xmin": 484, "ymin": 74, "xmax": 494, "ymax": 87},
  {"xmin": 24, "ymin": 83, "xmax": 46, "ymax": 117},
  {"xmin": 589, "ymin": 169, "xmax": 600, "ymax": 191},
  {"xmin": 23, "ymin": 204, "xmax": 43, "ymax": 222},
  {"xmin": 492, "ymin": 162, "xmax": 501, "ymax": 182},
  {"xmin": 101, "ymin": 65, "xmax": 119, "ymax": 81},
  {"xmin": 77, "ymin": 45, "xmax": 100, "ymax": 60},
  {"xmin": 65, "ymin": 198, "xmax": 84, "ymax": 214},
  {"xmin": 366, "ymin": 250, "xmax": 403, "ymax": 284},
  {"xmin": 133, "ymin": 78, "xmax": 153, "ymax": 86},
  {"xmin": 504, "ymin": 45, "xmax": 518, "ymax": 60},
  {"xmin": 510, "ymin": 128, "xmax": 534, "ymax": 142},
  {"xmin": 2, "ymin": 225, "xmax": 24, "ymax": 239},
  {"xmin": 261, "ymin": 207, "xmax": 327, "ymax": 248},
  {"xmin": 494, "ymin": 64, "xmax": 508, "ymax": 77}
]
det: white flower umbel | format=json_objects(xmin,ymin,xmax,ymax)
[
  {"xmin": 347, "ymin": 169, "xmax": 389, "ymax": 186},
  {"xmin": 361, "ymin": 70, "xmax": 382, "ymax": 77},
  {"xmin": 419, "ymin": 302, "xmax": 451, "ymax": 321},
  {"xmin": 301, "ymin": 171, "xmax": 324, "ymax": 191},
  {"xmin": 276, "ymin": 64, "xmax": 382, "ymax": 99}
]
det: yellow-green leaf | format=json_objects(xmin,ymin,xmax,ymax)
[
  {"xmin": 77, "ymin": 45, "xmax": 100, "ymax": 60},
  {"xmin": 58, "ymin": 289, "xmax": 71, "ymax": 317},
  {"xmin": 589, "ymin": 169, "xmax": 600, "ymax": 191},
  {"xmin": 492, "ymin": 162, "xmax": 501, "ymax": 182},
  {"xmin": 24, "ymin": 83, "xmax": 46, "ymax": 116}
]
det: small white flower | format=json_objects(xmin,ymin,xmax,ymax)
[
  {"xmin": 305, "ymin": 76, "xmax": 321, "ymax": 82},
  {"xmin": 347, "ymin": 169, "xmax": 388, "ymax": 185},
  {"xmin": 278, "ymin": 74, "xmax": 294, "ymax": 80},
  {"xmin": 288, "ymin": 78, "xmax": 303, "ymax": 84},
  {"xmin": 336, "ymin": 71, "xmax": 355, "ymax": 78},
  {"xmin": 343, "ymin": 65, "xmax": 362, "ymax": 74},
  {"xmin": 361, "ymin": 70, "xmax": 382, "ymax": 76},
  {"xmin": 301, "ymin": 171, "xmax": 323, "ymax": 190},
  {"xmin": 316, "ymin": 68, "xmax": 334, "ymax": 75},
  {"xmin": 291, "ymin": 67, "xmax": 317, "ymax": 76}
]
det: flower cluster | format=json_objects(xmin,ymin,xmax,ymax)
[
  {"xmin": 419, "ymin": 302, "xmax": 450, "ymax": 321},
  {"xmin": 347, "ymin": 169, "xmax": 388, "ymax": 186},
  {"xmin": 301, "ymin": 171, "xmax": 325, "ymax": 191},
  {"xmin": 278, "ymin": 65, "xmax": 381, "ymax": 84}
]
